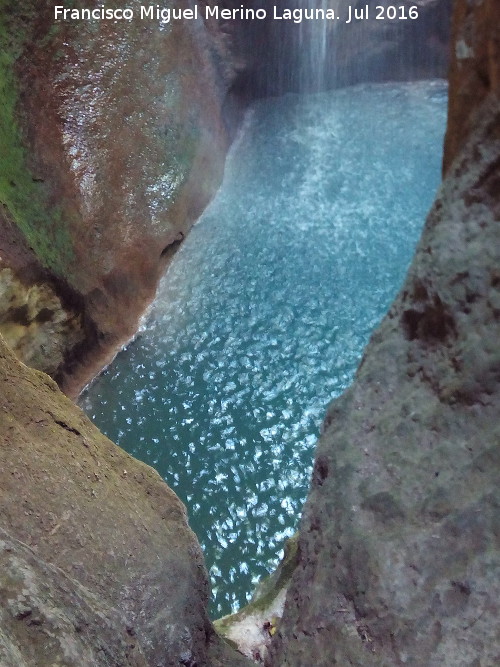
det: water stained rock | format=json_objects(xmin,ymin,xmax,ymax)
[{"xmin": 0, "ymin": 0, "xmax": 240, "ymax": 395}]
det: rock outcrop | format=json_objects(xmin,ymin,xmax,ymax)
[
  {"xmin": 214, "ymin": 535, "xmax": 299, "ymax": 664},
  {"xmin": 0, "ymin": 266, "xmax": 83, "ymax": 377},
  {"xmin": 0, "ymin": 335, "xmax": 250, "ymax": 666},
  {"xmin": 0, "ymin": 529, "xmax": 148, "ymax": 667},
  {"xmin": 266, "ymin": 1, "xmax": 500, "ymax": 665},
  {"xmin": 0, "ymin": 0, "xmax": 238, "ymax": 395}
]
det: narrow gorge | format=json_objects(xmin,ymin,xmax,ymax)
[
  {"xmin": 0, "ymin": 1, "xmax": 499, "ymax": 665},
  {"xmin": 80, "ymin": 80, "xmax": 448, "ymax": 618}
]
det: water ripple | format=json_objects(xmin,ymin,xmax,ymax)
[{"xmin": 80, "ymin": 81, "xmax": 447, "ymax": 616}]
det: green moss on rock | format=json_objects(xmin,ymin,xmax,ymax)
[{"xmin": 0, "ymin": 7, "xmax": 74, "ymax": 277}]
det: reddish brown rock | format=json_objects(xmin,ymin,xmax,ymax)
[
  {"xmin": 444, "ymin": 0, "xmax": 500, "ymax": 171},
  {"xmin": 1, "ymin": 0, "xmax": 238, "ymax": 395}
]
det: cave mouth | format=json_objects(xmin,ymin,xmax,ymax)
[{"xmin": 80, "ymin": 80, "xmax": 447, "ymax": 617}]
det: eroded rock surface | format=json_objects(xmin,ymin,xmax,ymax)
[
  {"xmin": 0, "ymin": 335, "xmax": 250, "ymax": 666},
  {"xmin": 0, "ymin": 265, "xmax": 83, "ymax": 376},
  {"xmin": 0, "ymin": 0, "xmax": 238, "ymax": 394},
  {"xmin": 266, "ymin": 2, "xmax": 500, "ymax": 663},
  {"xmin": 0, "ymin": 530, "xmax": 147, "ymax": 667}
]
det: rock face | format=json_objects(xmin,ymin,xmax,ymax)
[
  {"xmin": 0, "ymin": 0, "xmax": 237, "ymax": 394},
  {"xmin": 0, "ymin": 266, "xmax": 83, "ymax": 377},
  {"xmin": 444, "ymin": 0, "xmax": 500, "ymax": 171},
  {"xmin": 0, "ymin": 529, "xmax": 147, "ymax": 667},
  {"xmin": 0, "ymin": 335, "xmax": 250, "ymax": 666},
  {"xmin": 266, "ymin": 2, "xmax": 500, "ymax": 665}
]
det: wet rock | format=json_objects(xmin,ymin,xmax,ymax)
[
  {"xmin": 0, "ymin": 0, "xmax": 238, "ymax": 393},
  {"xmin": 236, "ymin": 0, "xmax": 453, "ymax": 96}
]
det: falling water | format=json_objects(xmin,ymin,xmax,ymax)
[
  {"xmin": 245, "ymin": 0, "xmax": 450, "ymax": 95},
  {"xmin": 266, "ymin": 0, "xmax": 340, "ymax": 92},
  {"xmin": 296, "ymin": 0, "xmax": 329, "ymax": 91}
]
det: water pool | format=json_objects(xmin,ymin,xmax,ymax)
[{"xmin": 80, "ymin": 80, "xmax": 448, "ymax": 616}]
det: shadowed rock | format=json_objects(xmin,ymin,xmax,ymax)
[
  {"xmin": 0, "ymin": 335, "xmax": 250, "ymax": 666},
  {"xmin": 266, "ymin": 1, "xmax": 500, "ymax": 664}
]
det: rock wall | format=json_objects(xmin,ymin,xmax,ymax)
[
  {"xmin": 266, "ymin": 1, "xmax": 500, "ymax": 665},
  {"xmin": 0, "ymin": 0, "xmax": 238, "ymax": 395},
  {"xmin": 0, "ymin": 266, "xmax": 83, "ymax": 377},
  {"xmin": 444, "ymin": 0, "xmax": 500, "ymax": 171},
  {"xmin": 0, "ymin": 334, "xmax": 250, "ymax": 666}
]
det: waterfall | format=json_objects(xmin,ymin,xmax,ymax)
[
  {"xmin": 245, "ymin": 0, "xmax": 358, "ymax": 94},
  {"xmin": 296, "ymin": 0, "xmax": 340, "ymax": 92},
  {"xmin": 235, "ymin": 0, "xmax": 451, "ymax": 97}
]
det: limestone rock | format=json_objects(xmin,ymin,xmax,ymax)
[
  {"xmin": 0, "ymin": 266, "xmax": 84, "ymax": 377},
  {"xmin": 214, "ymin": 535, "xmax": 299, "ymax": 664},
  {"xmin": 266, "ymin": 2, "xmax": 500, "ymax": 664},
  {"xmin": 268, "ymin": 101, "xmax": 500, "ymax": 667},
  {"xmin": 0, "ymin": 530, "xmax": 147, "ymax": 666},
  {"xmin": 0, "ymin": 335, "xmax": 249, "ymax": 666}
]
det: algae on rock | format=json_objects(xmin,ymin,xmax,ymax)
[{"xmin": 215, "ymin": 535, "xmax": 299, "ymax": 663}]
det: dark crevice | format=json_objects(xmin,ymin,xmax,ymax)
[
  {"xmin": 402, "ymin": 295, "xmax": 456, "ymax": 343},
  {"xmin": 51, "ymin": 415, "xmax": 81, "ymax": 436},
  {"xmin": 160, "ymin": 232, "xmax": 185, "ymax": 260}
]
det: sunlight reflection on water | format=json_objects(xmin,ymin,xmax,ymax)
[{"xmin": 80, "ymin": 81, "xmax": 447, "ymax": 616}]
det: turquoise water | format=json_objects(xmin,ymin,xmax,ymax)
[{"xmin": 80, "ymin": 81, "xmax": 447, "ymax": 616}]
